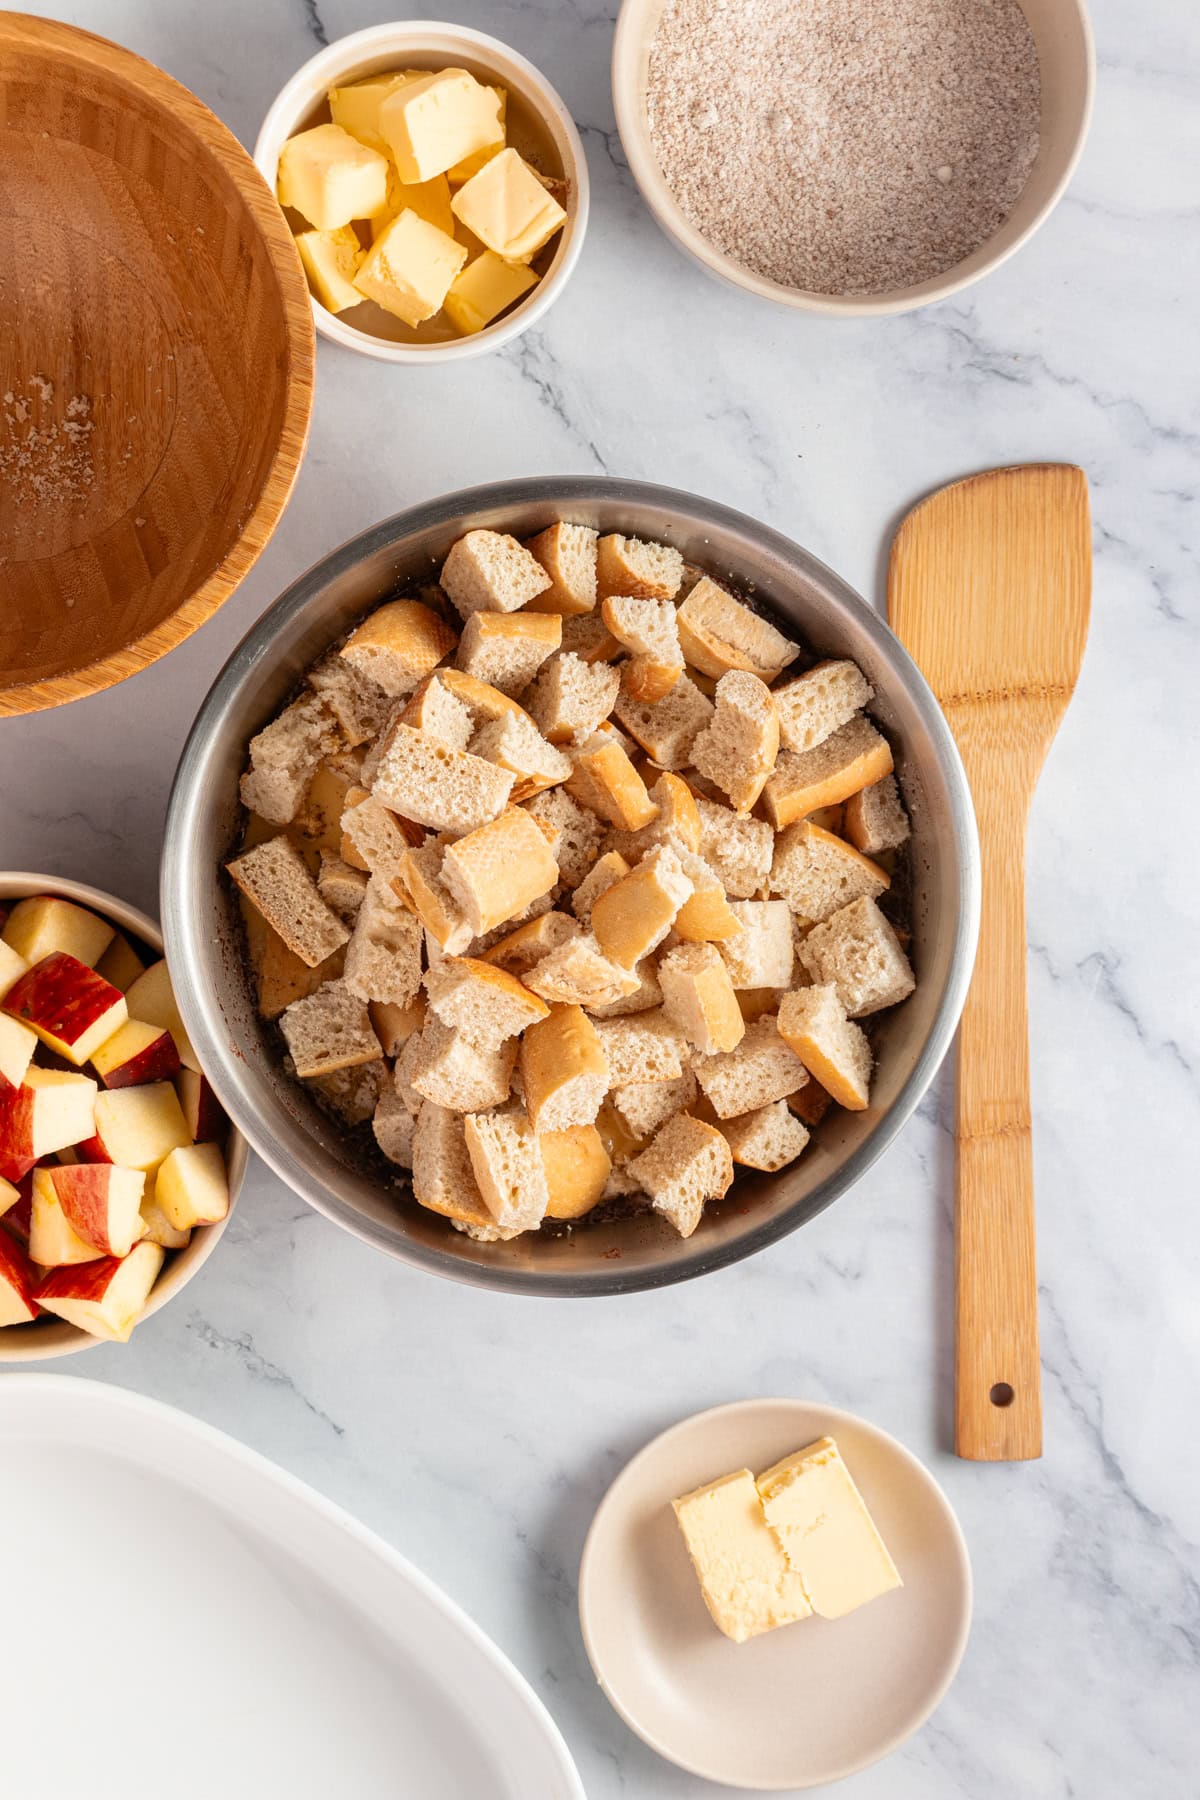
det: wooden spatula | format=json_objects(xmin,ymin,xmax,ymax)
[{"xmin": 888, "ymin": 465, "xmax": 1091, "ymax": 1461}]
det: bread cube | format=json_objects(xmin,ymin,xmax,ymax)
[
  {"xmin": 843, "ymin": 774, "xmax": 911, "ymax": 856},
  {"xmin": 690, "ymin": 671, "xmax": 780, "ymax": 814},
  {"xmin": 408, "ymin": 1016, "xmax": 516, "ymax": 1113},
  {"xmin": 590, "ymin": 845, "xmax": 693, "ymax": 970},
  {"xmin": 441, "ymin": 529, "xmax": 552, "ymax": 618},
  {"xmin": 658, "ymin": 942, "xmax": 745, "ymax": 1056},
  {"xmin": 524, "ymin": 651, "xmax": 621, "ymax": 746},
  {"xmin": 609, "ymin": 1070, "xmax": 697, "ymax": 1140},
  {"xmin": 565, "ymin": 733, "xmax": 657, "ymax": 831},
  {"xmin": 693, "ymin": 1016, "xmax": 808, "ymax": 1119},
  {"xmin": 628, "ymin": 1113, "xmax": 733, "ymax": 1238},
  {"xmin": 340, "ymin": 599, "xmax": 458, "ymax": 697},
  {"xmin": 773, "ymin": 660, "xmax": 873, "ymax": 754},
  {"xmin": 769, "ymin": 821, "xmax": 889, "ymax": 924},
  {"xmin": 676, "ymin": 577, "xmax": 799, "ymax": 681},
  {"xmin": 279, "ymin": 979, "xmax": 381, "ymax": 1079},
  {"xmin": 522, "ymin": 786, "xmax": 607, "ymax": 886},
  {"xmin": 463, "ymin": 1103, "xmax": 549, "ymax": 1233},
  {"xmin": 523, "ymin": 933, "xmax": 638, "ymax": 1009},
  {"xmin": 411, "ymin": 1100, "xmax": 506, "ymax": 1233},
  {"xmin": 777, "ymin": 984, "xmax": 873, "ymax": 1110},
  {"xmin": 456, "ymin": 610, "xmax": 561, "ymax": 696},
  {"xmin": 763, "ymin": 716, "xmax": 894, "ymax": 830},
  {"xmin": 596, "ymin": 534, "xmax": 683, "ymax": 601},
  {"xmin": 520, "ymin": 1004, "xmax": 609, "ymax": 1131},
  {"xmin": 524, "ymin": 522, "xmax": 598, "ymax": 617},
  {"xmin": 343, "ymin": 877, "xmax": 423, "ymax": 1006},
  {"xmin": 613, "ymin": 674, "xmax": 713, "ymax": 770},
  {"xmin": 718, "ymin": 901, "xmax": 794, "ymax": 990},
  {"xmin": 227, "ymin": 836, "xmax": 350, "ymax": 969},
  {"xmin": 797, "ymin": 897, "xmax": 915, "ymax": 1017},
  {"xmin": 600, "ymin": 596, "xmax": 684, "ymax": 702},
  {"xmin": 540, "ymin": 1124, "xmax": 611, "ymax": 1219},
  {"xmin": 439, "ymin": 805, "xmax": 560, "ymax": 937},
  {"xmin": 720, "ymin": 1100, "xmax": 810, "ymax": 1172},
  {"xmin": 593, "ymin": 1009, "xmax": 687, "ymax": 1086},
  {"xmin": 424, "ymin": 956, "xmax": 548, "ymax": 1050}
]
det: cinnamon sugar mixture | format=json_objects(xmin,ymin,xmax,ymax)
[{"xmin": 646, "ymin": 0, "xmax": 1041, "ymax": 295}]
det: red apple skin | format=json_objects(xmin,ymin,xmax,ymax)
[
  {"xmin": 48, "ymin": 1165, "xmax": 122, "ymax": 1256},
  {"xmin": 75, "ymin": 1134, "xmax": 113, "ymax": 1166},
  {"xmin": 100, "ymin": 1030, "xmax": 181, "ymax": 1090},
  {"xmin": 0, "ymin": 1087, "xmax": 36, "ymax": 1183},
  {"xmin": 178, "ymin": 1070, "xmax": 226, "ymax": 1143},
  {"xmin": 34, "ymin": 1254, "xmax": 124, "ymax": 1304},
  {"xmin": 0, "ymin": 1229, "xmax": 38, "ymax": 1321},
  {"xmin": 3, "ymin": 954, "xmax": 123, "ymax": 1054}
]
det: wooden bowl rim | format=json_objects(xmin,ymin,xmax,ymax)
[
  {"xmin": 0, "ymin": 869, "xmax": 248, "ymax": 1361},
  {"xmin": 0, "ymin": 12, "xmax": 315, "ymax": 718}
]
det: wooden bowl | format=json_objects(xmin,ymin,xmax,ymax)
[{"xmin": 0, "ymin": 15, "xmax": 315, "ymax": 716}]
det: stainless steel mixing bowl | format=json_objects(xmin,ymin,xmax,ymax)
[{"xmin": 163, "ymin": 478, "xmax": 979, "ymax": 1295}]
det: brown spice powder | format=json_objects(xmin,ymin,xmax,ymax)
[{"xmin": 646, "ymin": 0, "xmax": 1041, "ymax": 296}]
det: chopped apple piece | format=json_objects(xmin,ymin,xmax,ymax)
[
  {"xmin": 34, "ymin": 1241, "xmax": 164, "ymax": 1342},
  {"xmin": 38, "ymin": 1163, "xmax": 147, "ymax": 1259},
  {"xmin": 0, "ymin": 1069, "xmax": 98, "ymax": 1182},
  {"xmin": 174, "ymin": 1068, "xmax": 226, "ymax": 1144},
  {"xmin": 2, "ymin": 954, "xmax": 128, "ymax": 1065},
  {"xmin": 0, "ymin": 1012, "xmax": 37, "ymax": 1090},
  {"xmin": 0, "ymin": 939, "xmax": 28, "ymax": 1000},
  {"xmin": 0, "ymin": 1176, "xmax": 16, "ymax": 1216},
  {"xmin": 124, "ymin": 961, "xmax": 199, "ymax": 1072},
  {"xmin": 89, "ymin": 1084, "xmax": 191, "ymax": 1173},
  {"xmin": 2, "ymin": 896, "xmax": 115, "ymax": 969},
  {"xmin": 29, "ymin": 1166, "xmax": 105, "ymax": 1266},
  {"xmin": 0, "ymin": 1230, "xmax": 38, "ymax": 1325},
  {"xmin": 154, "ymin": 1142, "xmax": 229, "ymax": 1230},
  {"xmin": 139, "ymin": 1197, "xmax": 191, "ymax": 1251},
  {"xmin": 1, "ymin": 1173, "xmax": 32, "ymax": 1242},
  {"xmin": 94, "ymin": 932, "xmax": 147, "ymax": 993},
  {"xmin": 91, "ymin": 1018, "xmax": 181, "ymax": 1089}
]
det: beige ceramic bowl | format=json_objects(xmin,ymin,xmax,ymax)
[
  {"xmin": 0, "ymin": 873, "xmax": 246, "ymax": 1362},
  {"xmin": 254, "ymin": 22, "xmax": 589, "ymax": 363},
  {"xmin": 612, "ymin": 0, "xmax": 1094, "ymax": 316},
  {"xmin": 579, "ymin": 1398, "xmax": 972, "ymax": 1789}
]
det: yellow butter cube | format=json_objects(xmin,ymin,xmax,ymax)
[
  {"xmin": 295, "ymin": 225, "xmax": 365, "ymax": 314},
  {"xmin": 444, "ymin": 251, "xmax": 539, "ymax": 336},
  {"xmin": 450, "ymin": 148, "xmax": 567, "ymax": 264},
  {"xmin": 277, "ymin": 123, "xmax": 389, "ymax": 230},
  {"xmin": 379, "ymin": 68, "xmax": 505, "ymax": 184},
  {"xmin": 446, "ymin": 87, "xmax": 506, "ymax": 185},
  {"xmin": 369, "ymin": 168, "xmax": 454, "ymax": 243},
  {"xmin": 328, "ymin": 71, "xmax": 423, "ymax": 153},
  {"xmin": 353, "ymin": 209, "xmax": 467, "ymax": 327}
]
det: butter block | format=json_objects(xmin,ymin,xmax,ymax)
[
  {"xmin": 295, "ymin": 225, "xmax": 366, "ymax": 313},
  {"xmin": 444, "ymin": 251, "xmax": 538, "ymax": 336},
  {"xmin": 328, "ymin": 71, "xmax": 422, "ymax": 153},
  {"xmin": 757, "ymin": 1437, "xmax": 902, "ymax": 1620},
  {"xmin": 370, "ymin": 169, "xmax": 455, "ymax": 242},
  {"xmin": 446, "ymin": 87, "xmax": 507, "ymax": 184},
  {"xmin": 277, "ymin": 123, "xmax": 389, "ymax": 231},
  {"xmin": 380, "ymin": 68, "xmax": 505, "ymax": 184},
  {"xmin": 353, "ymin": 209, "xmax": 467, "ymax": 327},
  {"xmin": 672, "ymin": 1468, "xmax": 812, "ymax": 1644},
  {"xmin": 450, "ymin": 148, "xmax": 567, "ymax": 263}
]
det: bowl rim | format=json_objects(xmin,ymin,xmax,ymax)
[
  {"xmin": 0, "ymin": 870, "xmax": 247, "ymax": 1361},
  {"xmin": 610, "ymin": 0, "xmax": 1096, "ymax": 318},
  {"xmin": 252, "ymin": 20, "xmax": 590, "ymax": 364},
  {"xmin": 163, "ymin": 476, "xmax": 980, "ymax": 1297},
  {"xmin": 0, "ymin": 13, "xmax": 315, "ymax": 717}
]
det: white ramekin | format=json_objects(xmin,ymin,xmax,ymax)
[
  {"xmin": 254, "ymin": 22, "xmax": 589, "ymax": 362},
  {"xmin": 0, "ymin": 873, "xmax": 246, "ymax": 1362},
  {"xmin": 612, "ymin": 0, "xmax": 1094, "ymax": 318}
]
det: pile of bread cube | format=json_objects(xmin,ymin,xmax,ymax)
[
  {"xmin": 0, "ymin": 896, "xmax": 231, "ymax": 1339},
  {"xmin": 228, "ymin": 522, "xmax": 915, "ymax": 1245}
]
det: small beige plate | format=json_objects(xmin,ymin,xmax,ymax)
[{"xmin": 579, "ymin": 1399, "xmax": 972, "ymax": 1790}]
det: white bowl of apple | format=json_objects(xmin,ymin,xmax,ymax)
[{"xmin": 0, "ymin": 875, "xmax": 246, "ymax": 1360}]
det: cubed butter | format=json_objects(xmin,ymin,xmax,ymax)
[
  {"xmin": 353, "ymin": 209, "xmax": 467, "ymax": 327},
  {"xmin": 370, "ymin": 168, "xmax": 455, "ymax": 241},
  {"xmin": 380, "ymin": 68, "xmax": 505, "ymax": 184},
  {"xmin": 672, "ymin": 1468, "xmax": 812, "ymax": 1644},
  {"xmin": 277, "ymin": 123, "xmax": 389, "ymax": 231},
  {"xmin": 443, "ymin": 251, "xmax": 539, "ymax": 336},
  {"xmin": 328, "ymin": 71, "xmax": 423, "ymax": 153},
  {"xmin": 757, "ymin": 1437, "xmax": 902, "ymax": 1620},
  {"xmin": 446, "ymin": 87, "xmax": 507, "ymax": 184},
  {"xmin": 295, "ymin": 225, "xmax": 365, "ymax": 314},
  {"xmin": 450, "ymin": 147, "xmax": 567, "ymax": 263}
]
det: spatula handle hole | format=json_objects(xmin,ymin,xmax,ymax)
[{"xmin": 990, "ymin": 1382, "xmax": 1015, "ymax": 1408}]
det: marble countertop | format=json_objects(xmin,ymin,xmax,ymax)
[{"xmin": 7, "ymin": 1, "xmax": 1199, "ymax": 1794}]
